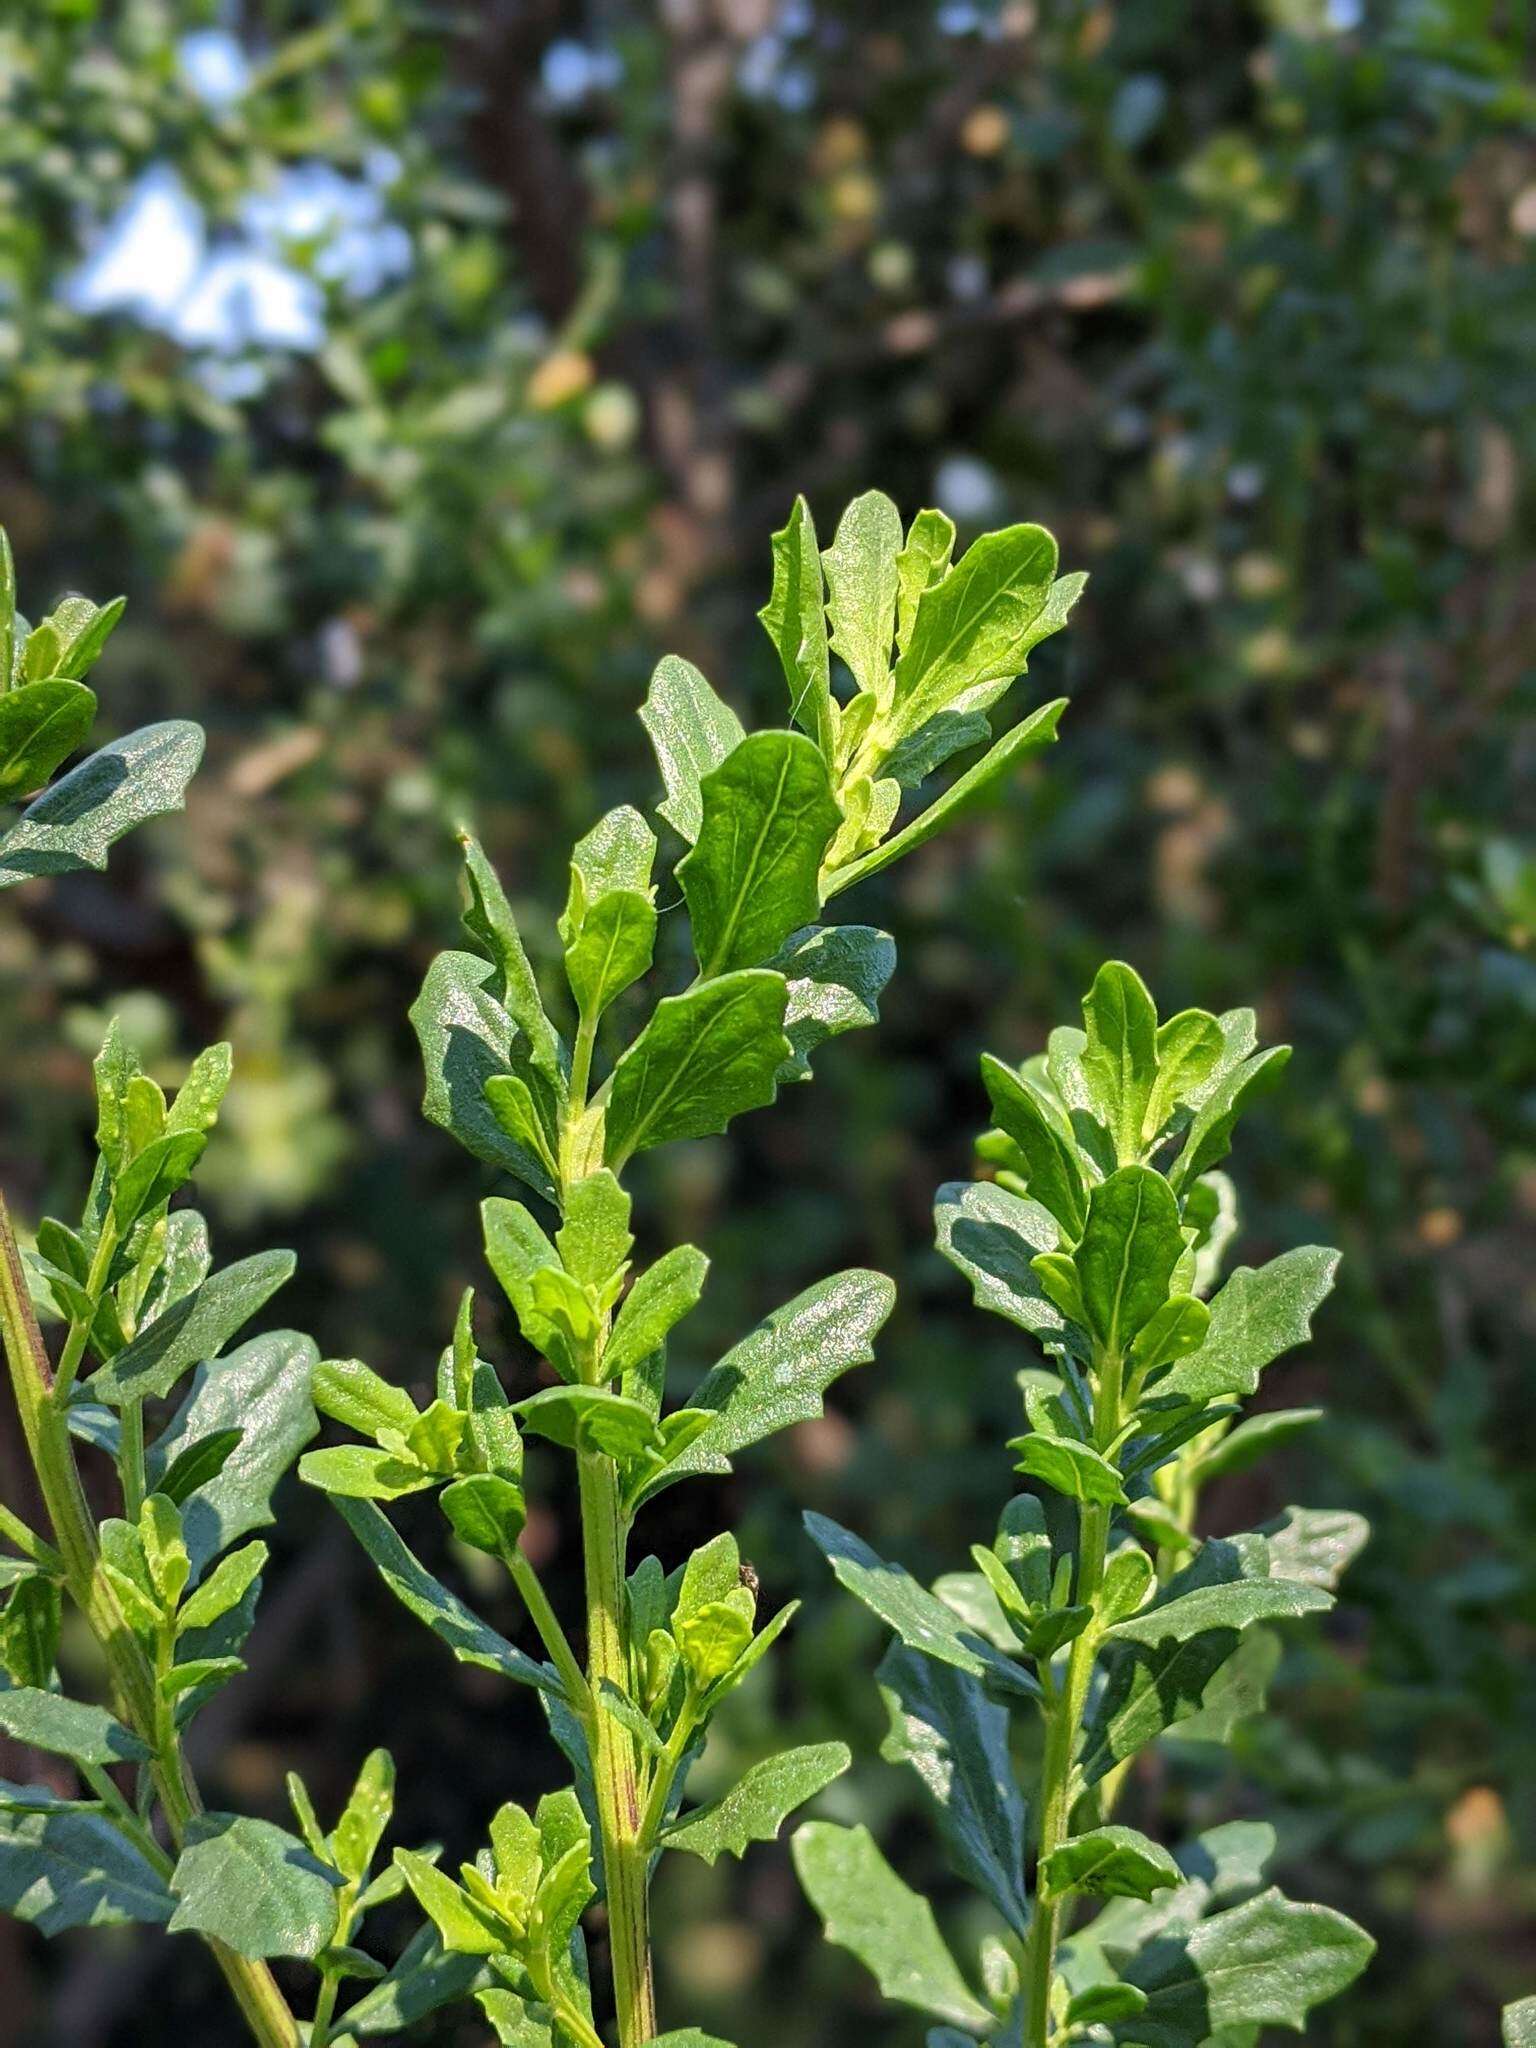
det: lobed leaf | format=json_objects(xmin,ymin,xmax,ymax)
[
  {"xmin": 664, "ymin": 1742, "xmax": 850, "ymax": 1864},
  {"xmin": 1159, "ymin": 1248, "xmax": 1340, "ymax": 1403},
  {"xmin": 759, "ymin": 497, "xmax": 834, "ymax": 754},
  {"xmin": 640, "ymin": 656, "xmax": 744, "ymax": 844},
  {"xmin": 0, "ymin": 721, "xmax": 204, "ymax": 890}
]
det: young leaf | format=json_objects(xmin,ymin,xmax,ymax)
[
  {"xmin": 678, "ymin": 732, "xmax": 842, "ymax": 976},
  {"xmin": 770, "ymin": 923, "xmax": 896, "ymax": 1080},
  {"xmin": 169, "ymin": 1815, "xmax": 340, "ymax": 1960},
  {"xmin": 0, "ymin": 678, "xmax": 97, "ymax": 800},
  {"xmin": 410, "ymin": 950, "xmax": 556, "ymax": 1200},
  {"xmin": 0, "ymin": 721, "xmax": 204, "ymax": 890},
  {"xmin": 792, "ymin": 1822, "xmax": 995, "ymax": 2031},
  {"xmin": 602, "ymin": 969, "xmax": 790, "ymax": 1165},
  {"xmin": 644, "ymin": 1269, "xmax": 893, "ymax": 1496},
  {"xmin": 934, "ymin": 1180, "xmax": 1064, "ymax": 1341},
  {"xmin": 1074, "ymin": 1166, "xmax": 1185, "ymax": 1355},
  {"xmin": 87, "ymin": 1252, "xmax": 296, "ymax": 1405},
  {"xmin": 1011, "ymin": 1433, "xmax": 1127, "ymax": 1506},
  {"xmin": 759, "ymin": 496, "xmax": 833, "ymax": 754},
  {"xmin": 604, "ymin": 1245, "xmax": 709, "ymax": 1381},
  {"xmin": 1258, "ymin": 1506, "xmax": 1370, "ymax": 1591},
  {"xmin": 664, "ymin": 1742, "xmax": 850, "ymax": 1864},
  {"xmin": 441, "ymin": 1475, "xmax": 527, "ymax": 1557},
  {"xmin": 894, "ymin": 507, "xmax": 956, "ymax": 655},
  {"xmin": 1040, "ymin": 1824, "xmax": 1180, "ymax": 1903},
  {"xmin": 877, "ymin": 1644, "xmax": 1031, "ymax": 1939},
  {"xmin": 556, "ymin": 1170, "xmax": 633, "ymax": 1289},
  {"xmin": 1080, "ymin": 962, "xmax": 1159, "ymax": 1164},
  {"xmin": 0, "ymin": 1807, "xmax": 174, "ymax": 1933},
  {"xmin": 640, "ymin": 655, "xmax": 744, "ymax": 844},
  {"xmin": 177, "ymin": 1543, "xmax": 268, "ymax": 1634},
  {"xmin": 1158, "ymin": 1248, "xmax": 1340, "ymax": 1402},
  {"xmin": 514, "ymin": 1386, "xmax": 662, "ymax": 1461},
  {"xmin": 1168, "ymin": 1045, "xmax": 1292, "ymax": 1193},
  {"xmin": 889, "ymin": 523, "xmax": 1060, "ymax": 739},
  {"xmin": 979, "ymin": 1054, "xmax": 1088, "ymax": 1238},
  {"xmin": 458, "ymin": 835, "xmax": 566, "ymax": 1092},
  {"xmin": 805, "ymin": 1514, "xmax": 1037, "ymax": 1699},
  {"xmin": 1120, "ymin": 1886, "xmax": 1375, "ymax": 2043},
  {"xmin": 822, "ymin": 489, "xmax": 902, "ymax": 704},
  {"xmin": 300, "ymin": 1446, "xmax": 435, "ymax": 1501}
]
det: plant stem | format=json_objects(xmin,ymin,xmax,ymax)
[
  {"xmin": 120, "ymin": 1396, "xmax": 146, "ymax": 1517},
  {"xmin": 53, "ymin": 1209, "xmax": 117, "ymax": 1404},
  {"xmin": 1021, "ymin": 1348, "xmax": 1125, "ymax": 2048},
  {"xmin": 577, "ymin": 1443, "xmax": 656, "ymax": 2048},
  {"xmin": 0, "ymin": 1192, "xmax": 303, "ymax": 2048},
  {"xmin": 506, "ymin": 1541, "xmax": 592, "ymax": 1714},
  {"xmin": 0, "ymin": 1498, "xmax": 62, "ymax": 1571}
]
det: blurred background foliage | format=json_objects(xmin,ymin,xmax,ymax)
[{"xmin": 1, "ymin": 0, "xmax": 1534, "ymax": 2041}]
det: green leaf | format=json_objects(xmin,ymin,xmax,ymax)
[
  {"xmin": 394, "ymin": 1847, "xmax": 505, "ymax": 1955},
  {"xmin": 329, "ymin": 1498, "xmax": 557, "ymax": 1694},
  {"xmin": 889, "ymin": 523, "xmax": 1061, "ymax": 738},
  {"xmin": 805, "ymin": 1513, "xmax": 1037, "ymax": 1698},
  {"xmin": 980, "ymin": 1055, "xmax": 1088, "ymax": 1237},
  {"xmin": 1081, "ymin": 963, "xmax": 1160, "ymax": 1164},
  {"xmin": 441, "ymin": 1474, "xmax": 527, "ymax": 1556},
  {"xmin": 459, "ymin": 835, "xmax": 567, "ymax": 1093},
  {"xmin": 646, "ymin": 1270, "xmax": 893, "ymax": 1497},
  {"xmin": 649, "ymin": 2035, "xmax": 737, "ymax": 2048},
  {"xmin": 0, "ymin": 1806, "xmax": 173, "ymax": 1932},
  {"xmin": 934, "ymin": 1180, "xmax": 1064, "ymax": 1340},
  {"xmin": 311, "ymin": 1356, "xmax": 419, "ymax": 1441},
  {"xmin": 410, "ymin": 950, "xmax": 556, "ymax": 1200},
  {"xmin": 1075, "ymin": 1166, "xmax": 1185, "ymax": 1355},
  {"xmin": 333, "ymin": 1749, "xmax": 395, "ymax": 1886},
  {"xmin": 300, "ymin": 1445, "xmax": 434, "ymax": 1501},
  {"xmin": 1168, "ymin": 1046, "xmax": 1292, "ymax": 1194},
  {"xmin": 177, "ymin": 1542, "xmax": 267, "ymax": 1634},
  {"xmin": 1106, "ymin": 1576, "xmax": 1331, "ymax": 1647},
  {"xmin": 156, "ymin": 1427, "xmax": 242, "ymax": 1508},
  {"xmin": 0, "ymin": 678, "xmax": 96, "ymax": 800},
  {"xmin": 556, "ymin": 1170, "xmax": 633, "ymax": 1289},
  {"xmin": 1011, "ymin": 1432, "xmax": 1127, "ymax": 1506},
  {"xmin": 1504, "ymin": 1997, "xmax": 1536, "ymax": 2048},
  {"xmin": 1119, "ymin": 1886, "xmax": 1374, "ymax": 2043},
  {"xmin": 823, "ymin": 697, "xmax": 1065, "ymax": 897},
  {"xmin": 1042, "ymin": 1825, "xmax": 1180, "ymax": 1904},
  {"xmin": 564, "ymin": 886, "xmax": 656, "ymax": 1024},
  {"xmin": 759, "ymin": 496, "xmax": 833, "ymax": 753},
  {"xmin": 479, "ymin": 1988, "xmax": 557, "ymax": 2046},
  {"xmin": 1257, "ymin": 1507, "xmax": 1370, "ymax": 1591},
  {"xmin": 640, "ymin": 655, "xmax": 744, "ymax": 844},
  {"xmin": 480, "ymin": 1200, "xmax": 581, "ymax": 1382},
  {"xmin": 677, "ymin": 1594, "xmax": 755, "ymax": 1689},
  {"xmin": 109, "ymin": 1131, "xmax": 206, "ymax": 1232},
  {"xmin": 343, "ymin": 1923, "xmax": 495, "ymax": 2036},
  {"xmin": 1145, "ymin": 1009, "xmax": 1226, "ymax": 1141},
  {"xmin": 770, "ymin": 923, "xmax": 896, "ymax": 1080},
  {"xmin": 88, "ymin": 1252, "xmax": 297, "ymax": 1406},
  {"xmin": 0, "ymin": 1687, "xmax": 149, "ymax": 1765},
  {"xmin": 605, "ymin": 1245, "xmax": 709, "ymax": 1381},
  {"xmin": 878, "ymin": 1644, "xmax": 1031, "ymax": 1939},
  {"xmin": 169, "ymin": 1814, "xmax": 339, "ymax": 1960},
  {"xmin": 665, "ymin": 1742, "xmax": 850, "ymax": 1864},
  {"xmin": 1159, "ymin": 1248, "xmax": 1340, "ymax": 1402},
  {"xmin": 679, "ymin": 732, "xmax": 842, "ymax": 975},
  {"xmin": 0, "ymin": 720, "xmax": 204, "ymax": 889},
  {"xmin": 792, "ymin": 1821, "xmax": 995, "ymax": 2031},
  {"xmin": 0, "ymin": 1580, "xmax": 61, "ymax": 1689},
  {"xmin": 894, "ymin": 508, "xmax": 957, "ymax": 655},
  {"xmin": 514, "ymin": 1386, "xmax": 662, "ymax": 1461},
  {"xmin": 1068, "ymin": 1983, "xmax": 1148, "ymax": 2027},
  {"xmin": 148, "ymin": 1331, "xmax": 318, "ymax": 1575},
  {"xmin": 822, "ymin": 490, "xmax": 902, "ymax": 704},
  {"xmin": 1165, "ymin": 1628, "xmax": 1282, "ymax": 1748},
  {"xmin": 1191, "ymin": 1409, "xmax": 1323, "ymax": 1485},
  {"xmin": 42, "ymin": 592, "xmax": 126, "ymax": 680},
  {"xmin": 603, "ymin": 969, "xmax": 790, "ymax": 1165}
]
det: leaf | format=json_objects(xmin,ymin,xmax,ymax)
[
  {"xmin": 980, "ymin": 1055, "xmax": 1088, "ymax": 1237},
  {"xmin": 605, "ymin": 1245, "xmax": 709, "ymax": 1380},
  {"xmin": 1166, "ymin": 1628, "xmax": 1281, "ymax": 1748},
  {"xmin": 678, "ymin": 732, "xmax": 842, "ymax": 976},
  {"xmin": 0, "ymin": 1580, "xmax": 60, "ymax": 1689},
  {"xmin": 1012, "ymin": 1433, "xmax": 1126, "ymax": 1506},
  {"xmin": 479, "ymin": 1988, "xmax": 557, "ymax": 2046},
  {"xmin": 1081, "ymin": 962, "xmax": 1160, "ymax": 1163},
  {"xmin": 792, "ymin": 1821, "xmax": 995, "ymax": 2031},
  {"xmin": 0, "ymin": 1687, "xmax": 149, "ymax": 1765},
  {"xmin": 823, "ymin": 697, "xmax": 1065, "ymax": 897},
  {"xmin": 394, "ymin": 1847, "xmax": 505, "ymax": 1955},
  {"xmin": 822, "ymin": 490, "xmax": 902, "ymax": 704},
  {"xmin": 1159, "ymin": 1249, "xmax": 1340, "ymax": 1402},
  {"xmin": 1191, "ymin": 1409, "xmax": 1323, "ymax": 1484},
  {"xmin": 603, "ymin": 969, "xmax": 790, "ymax": 1165},
  {"xmin": 441, "ymin": 1475, "xmax": 527, "ymax": 1556},
  {"xmin": 649, "ymin": 2035, "xmax": 737, "ymax": 2048},
  {"xmin": 1118, "ymin": 1886, "xmax": 1374, "ymax": 2043},
  {"xmin": 149, "ymin": 1330, "xmax": 319, "ymax": 1574},
  {"xmin": 771, "ymin": 923, "xmax": 896, "ymax": 1081},
  {"xmin": 300, "ymin": 1445, "xmax": 434, "ymax": 1501},
  {"xmin": 88, "ymin": 1252, "xmax": 297, "ymax": 1406},
  {"xmin": 1041, "ymin": 1825, "xmax": 1180, "ymax": 1904},
  {"xmin": 640, "ymin": 655, "xmax": 744, "ymax": 844},
  {"xmin": 169, "ymin": 1814, "xmax": 340, "ymax": 1960},
  {"xmin": 0, "ymin": 1806, "xmax": 173, "ymax": 1933},
  {"xmin": 1257, "ymin": 1507, "xmax": 1370, "ymax": 1591},
  {"xmin": 0, "ymin": 678, "xmax": 97, "ymax": 800},
  {"xmin": 895, "ymin": 508, "xmax": 957, "ymax": 655},
  {"xmin": 1075, "ymin": 1166, "xmax": 1185, "ymax": 1355},
  {"xmin": 665, "ymin": 1742, "xmax": 850, "ymax": 1864},
  {"xmin": 0, "ymin": 721, "xmax": 204, "ymax": 889},
  {"xmin": 564, "ymin": 887, "xmax": 656, "ymax": 1023},
  {"xmin": 1168, "ymin": 1046, "xmax": 1292, "ymax": 1194},
  {"xmin": 459, "ymin": 834, "xmax": 566, "ymax": 1092},
  {"xmin": 410, "ymin": 950, "xmax": 556, "ymax": 1200},
  {"xmin": 329, "ymin": 1498, "xmax": 557, "ymax": 1694},
  {"xmin": 556, "ymin": 1170, "xmax": 633, "ymax": 1289},
  {"xmin": 1106, "ymin": 1577, "xmax": 1331, "ymax": 1647},
  {"xmin": 890, "ymin": 523, "xmax": 1061, "ymax": 738},
  {"xmin": 646, "ymin": 1270, "xmax": 893, "ymax": 1496},
  {"xmin": 934, "ymin": 1180, "xmax": 1064, "ymax": 1340},
  {"xmin": 1504, "ymin": 1997, "xmax": 1536, "ymax": 2048},
  {"xmin": 878, "ymin": 1644, "xmax": 1031, "ymax": 1939},
  {"xmin": 514, "ymin": 1386, "xmax": 662, "ymax": 1461},
  {"xmin": 156, "ymin": 1427, "xmax": 242, "ymax": 1507},
  {"xmin": 805, "ymin": 1514, "xmax": 1037, "ymax": 1699},
  {"xmin": 759, "ymin": 497, "xmax": 833, "ymax": 753},
  {"xmin": 344, "ymin": 1922, "xmax": 495, "ymax": 2036},
  {"xmin": 177, "ymin": 1542, "xmax": 267, "ymax": 1634}
]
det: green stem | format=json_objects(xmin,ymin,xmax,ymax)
[
  {"xmin": 0, "ymin": 1192, "xmax": 302, "ymax": 2048},
  {"xmin": 309, "ymin": 1968, "xmax": 341, "ymax": 2048},
  {"xmin": 0, "ymin": 1499, "xmax": 63, "ymax": 1572},
  {"xmin": 637, "ymin": 1695, "xmax": 699, "ymax": 1852},
  {"xmin": 53, "ymin": 1209, "xmax": 117, "ymax": 1405},
  {"xmin": 577, "ymin": 1444, "xmax": 656, "ymax": 2048},
  {"xmin": 120, "ymin": 1397, "xmax": 146, "ymax": 1518},
  {"xmin": 507, "ymin": 1542, "xmax": 593, "ymax": 1716},
  {"xmin": 1022, "ymin": 1350, "xmax": 1124, "ymax": 2048}
]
